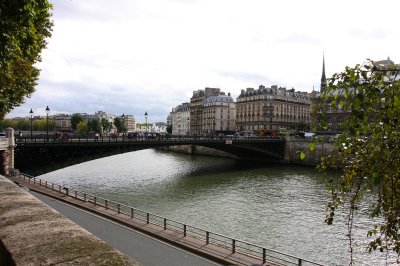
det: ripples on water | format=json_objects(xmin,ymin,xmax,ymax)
[{"xmin": 39, "ymin": 149, "xmax": 396, "ymax": 265}]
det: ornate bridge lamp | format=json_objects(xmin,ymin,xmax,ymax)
[
  {"xmin": 144, "ymin": 111, "xmax": 148, "ymax": 133},
  {"xmin": 29, "ymin": 109, "xmax": 34, "ymax": 139},
  {"xmin": 121, "ymin": 113, "xmax": 125, "ymax": 140},
  {"xmin": 187, "ymin": 117, "xmax": 190, "ymax": 136},
  {"xmin": 45, "ymin": 106, "xmax": 50, "ymax": 141}
]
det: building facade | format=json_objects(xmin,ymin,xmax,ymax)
[
  {"xmin": 202, "ymin": 94, "xmax": 236, "ymax": 134},
  {"xmin": 171, "ymin": 102, "xmax": 190, "ymax": 135},
  {"xmin": 53, "ymin": 114, "xmax": 72, "ymax": 132},
  {"xmin": 236, "ymin": 85, "xmax": 311, "ymax": 134},
  {"xmin": 189, "ymin": 87, "xmax": 230, "ymax": 135}
]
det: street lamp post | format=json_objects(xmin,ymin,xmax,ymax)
[
  {"xmin": 145, "ymin": 111, "xmax": 148, "ymax": 133},
  {"xmin": 45, "ymin": 106, "xmax": 50, "ymax": 141},
  {"xmin": 29, "ymin": 109, "xmax": 34, "ymax": 139},
  {"xmin": 121, "ymin": 113, "xmax": 125, "ymax": 140}
]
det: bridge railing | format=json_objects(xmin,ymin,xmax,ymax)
[
  {"xmin": 16, "ymin": 134, "xmax": 285, "ymax": 145},
  {"xmin": 18, "ymin": 173, "xmax": 322, "ymax": 266}
]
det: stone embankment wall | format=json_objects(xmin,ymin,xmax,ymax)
[
  {"xmin": 284, "ymin": 138, "xmax": 335, "ymax": 166},
  {"xmin": 160, "ymin": 139, "xmax": 335, "ymax": 166},
  {"xmin": 0, "ymin": 175, "xmax": 141, "ymax": 266}
]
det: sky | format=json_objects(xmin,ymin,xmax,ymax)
[{"xmin": 7, "ymin": 0, "xmax": 400, "ymax": 123}]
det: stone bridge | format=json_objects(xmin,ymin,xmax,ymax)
[{"xmin": 14, "ymin": 136, "xmax": 287, "ymax": 175}]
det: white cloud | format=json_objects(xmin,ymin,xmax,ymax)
[{"xmin": 7, "ymin": 0, "xmax": 400, "ymax": 122}]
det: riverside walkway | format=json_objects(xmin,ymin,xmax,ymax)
[
  {"xmin": 0, "ymin": 175, "xmax": 139, "ymax": 266},
  {"xmin": 10, "ymin": 173, "xmax": 324, "ymax": 266}
]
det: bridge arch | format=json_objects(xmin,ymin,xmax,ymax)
[{"xmin": 14, "ymin": 137, "xmax": 285, "ymax": 176}]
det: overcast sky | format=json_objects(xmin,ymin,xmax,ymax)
[{"xmin": 7, "ymin": 0, "xmax": 400, "ymax": 122}]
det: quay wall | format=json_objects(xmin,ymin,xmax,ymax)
[
  {"xmin": 0, "ymin": 175, "xmax": 141, "ymax": 266},
  {"xmin": 159, "ymin": 139, "xmax": 335, "ymax": 166},
  {"xmin": 284, "ymin": 138, "xmax": 335, "ymax": 166}
]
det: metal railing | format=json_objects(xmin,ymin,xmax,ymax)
[
  {"xmin": 18, "ymin": 173, "xmax": 323, "ymax": 266},
  {"xmin": 15, "ymin": 134, "xmax": 285, "ymax": 145}
]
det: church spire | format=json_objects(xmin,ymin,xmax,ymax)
[{"xmin": 320, "ymin": 53, "xmax": 327, "ymax": 92}]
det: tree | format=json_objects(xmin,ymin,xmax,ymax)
[
  {"xmin": 0, "ymin": 0, "xmax": 53, "ymax": 119},
  {"xmin": 114, "ymin": 117, "xmax": 125, "ymax": 133},
  {"xmin": 71, "ymin": 114, "xmax": 84, "ymax": 130},
  {"xmin": 87, "ymin": 118, "xmax": 101, "ymax": 133},
  {"xmin": 316, "ymin": 60, "xmax": 400, "ymax": 261},
  {"xmin": 101, "ymin": 118, "xmax": 112, "ymax": 133},
  {"xmin": 76, "ymin": 121, "xmax": 89, "ymax": 134}
]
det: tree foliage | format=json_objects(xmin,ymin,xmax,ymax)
[
  {"xmin": 114, "ymin": 117, "xmax": 125, "ymax": 133},
  {"xmin": 316, "ymin": 60, "xmax": 400, "ymax": 261},
  {"xmin": 76, "ymin": 121, "xmax": 89, "ymax": 134},
  {"xmin": 101, "ymin": 118, "xmax": 112, "ymax": 133},
  {"xmin": 87, "ymin": 118, "xmax": 101, "ymax": 133},
  {"xmin": 71, "ymin": 114, "xmax": 84, "ymax": 130},
  {"xmin": 0, "ymin": 0, "xmax": 53, "ymax": 119},
  {"xmin": 0, "ymin": 118, "xmax": 54, "ymax": 131}
]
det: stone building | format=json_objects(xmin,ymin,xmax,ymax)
[
  {"xmin": 171, "ymin": 103, "xmax": 190, "ymax": 135},
  {"xmin": 236, "ymin": 85, "xmax": 311, "ymax": 134},
  {"xmin": 53, "ymin": 114, "xmax": 72, "ymax": 132},
  {"xmin": 189, "ymin": 87, "xmax": 235, "ymax": 135},
  {"xmin": 189, "ymin": 87, "xmax": 221, "ymax": 135},
  {"xmin": 122, "ymin": 115, "xmax": 136, "ymax": 132},
  {"xmin": 202, "ymin": 94, "xmax": 236, "ymax": 134}
]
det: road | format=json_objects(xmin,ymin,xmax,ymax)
[{"xmin": 31, "ymin": 191, "xmax": 221, "ymax": 266}]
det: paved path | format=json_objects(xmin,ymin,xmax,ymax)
[{"xmin": 32, "ymin": 191, "xmax": 221, "ymax": 266}]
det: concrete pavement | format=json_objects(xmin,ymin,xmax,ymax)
[{"xmin": 32, "ymin": 191, "xmax": 221, "ymax": 266}]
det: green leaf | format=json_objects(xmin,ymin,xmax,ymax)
[
  {"xmin": 309, "ymin": 143, "xmax": 316, "ymax": 152},
  {"xmin": 299, "ymin": 152, "xmax": 306, "ymax": 160}
]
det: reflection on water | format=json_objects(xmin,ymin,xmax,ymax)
[{"xmin": 39, "ymin": 149, "xmax": 395, "ymax": 265}]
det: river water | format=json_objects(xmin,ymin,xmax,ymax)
[{"xmin": 38, "ymin": 149, "xmax": 395, "ymax": 265}]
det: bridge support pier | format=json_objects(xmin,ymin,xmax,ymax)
[{"xmin": 0, "ymin": 128, "xmax": 14, "ymax": 176}]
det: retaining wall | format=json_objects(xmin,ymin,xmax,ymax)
[{"xmin": 0, "ymin": 175, "xmax": 140, "ymax": 266}]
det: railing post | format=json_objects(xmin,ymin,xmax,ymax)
[
  {"xmin": 33, "ymin": 177, "xmax": 36, "ymax": 184},
  {"xmin": 298, "ymin": 259, "xmax": 302, "ymax": 266},
  {"xmin": 39, "ymin": 179, "xmax": 41, "ymax": 186},
  {"xmin": 45, "ymin": 181, "xmax": 47, "ymax": 188},
  {"xmin": 58, "ymin": 185, "xmax": 61, "ymax": 192},
  {"xmin": 94, "ymin": 196, "xmax": 97, "ymax": 205},
  {"xmin": 146, "ymin": 213, "xmax": 149, "ymax": 224},
  {"xmin": 74, "ymin": 190, "xmax": 77, "ymax": 198},
  {"xmin": 131, "ymin": 208, "xmax": 133, "ymax": 218},
  {"xmin": 232, "ymin": 239, "xmax": 236, "ymax": 253},
  {"xmin": 84, "ymin": 193, "xmax": 87, "ymax": 201},
  {"xmin": 184, "ymin": 224, "xmax": 186, "ymax": 237},
  {"xmin": 164, "ymin": 218, "xmax": 166, "ymax": 230},
  {"xmin": 263, "ymin": 248, "xmax": 266, "ymax": 263},
  {"xmin": 117, "ymin": 204, "xmax": 120, "ymax": 214},
  {"xmin": 206, "ymin": 231, "xmax": 209, "ymax": 244},
  {"xmin": 105, "ymin": 200, "xmax": 108, "ymax": 209},
  {"xmin": 52, "ymin": 183, "xmax": 54, "ymax": 190}
]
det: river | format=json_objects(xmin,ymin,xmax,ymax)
[{"xmin": 38, "ymin": 149, "xmax": 395, "ymax": 265}]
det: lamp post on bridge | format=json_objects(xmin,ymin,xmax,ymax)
[
  {"xmin": 144, "ymin": 111, "xmax": 148, "ymax": 133},
  {"xmin": 122, "ymin": 113, "xmax": 125, "ymax": 140},
  {"xmin": 45, "ymin": 106, "xmax": 50, "ymax": 141},
  {"xmin": 29, "ymin": 109, "xmax": 34, "ymax": 139}
]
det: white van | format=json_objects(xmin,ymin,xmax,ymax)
[{"xmin": 304, "ymin": 132, "xmax": 316, "ymax": 139}]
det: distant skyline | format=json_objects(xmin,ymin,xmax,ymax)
[{"xmin": 7, "ymin": 0, "xmax": 400, "ymax": 122}]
